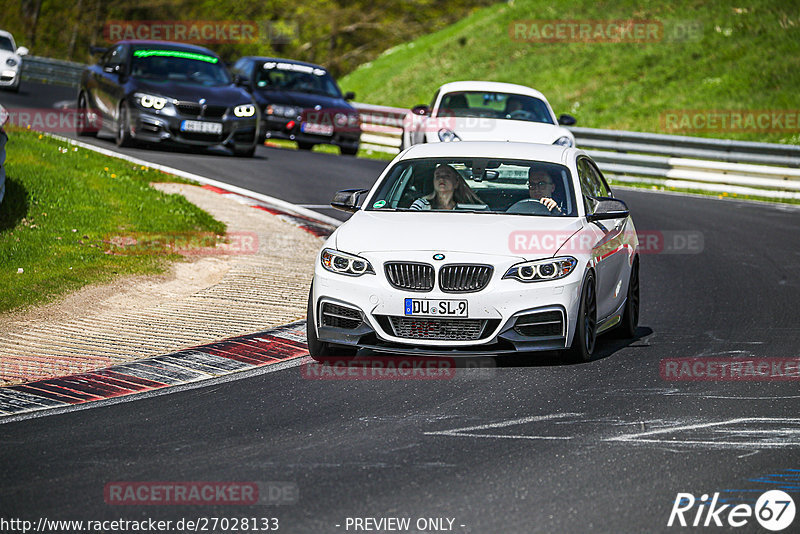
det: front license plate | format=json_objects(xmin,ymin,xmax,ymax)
[
  {"xmin": 404, "ymin": 298, "xmax": 467, "ymax": 317},
  {"xmin": 180, "ymin": 120, "xmax": 222, "ymax": 134},
  {"xmin": 301, "ymin": 122, "xmax": 334, "ymax": 136}
]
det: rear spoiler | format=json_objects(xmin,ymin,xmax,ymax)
[{"xmin": 89, "ymin": 46, "xmax": 108, "ymax": 55}]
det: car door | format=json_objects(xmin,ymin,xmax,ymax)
[
  {"xmin": 578, "ymin": 157, "xmax": 630, "ymax": 321},
  {"xmin": 95, "ymin": 44, "xmax": 126, "ymax": 128}
]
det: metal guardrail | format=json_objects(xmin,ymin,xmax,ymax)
[
  {"xmin": 351, "ymin": 102, "xmax": 800, "ymax": 200},
  {"xmin": 21, "ymin": 56, "xmax": 84, "ymax": 87}
]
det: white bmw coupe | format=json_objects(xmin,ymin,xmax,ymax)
[
  {"xmin": 403, "ymin": 81, "xmax": 576, "ymax": 148},
  {"xmin": 308, "ymin": 142, "xmax": 639, "ymax": 362}
]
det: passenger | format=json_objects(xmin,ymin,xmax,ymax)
[
  {"xmin": 528, "ymin": 168, "xmax": 563, "ymax": 213},
  {"xmin": 410, "ymin": 164, "xmax": 483, "ymax": 210}
]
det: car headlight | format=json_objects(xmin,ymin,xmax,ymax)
[
  {"xmin": 6, "ymin": 58, "xmax": 17, "ymax": 67},
  {"xmin": 553, "ymin": 136, "xmax": 574, "ymax": 147},
  {"xmin": 503, "ymin": 257, "xmax": 577, "ymax": 282},
  {"xmin": 135, "ymin": 93, "xmax": 167, "ymax": 110},
  {"xmin": 267, "ymin": 104, "xmax": 301, "ymax": 118},
  {"xmin": 320, "ymin": 248, "xmax": 375, "ymax": 276},
  {"xmin": 233, "ymin": 104, "xmax": 256, "ymax": 117},
  {"xmin": 438, "ymin": 128, "xmax": 461, "ymax": 142}
]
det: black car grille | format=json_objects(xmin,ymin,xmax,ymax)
[
  {"xmin": 178, "ymin": 131, "xmax": 224, "ymax": 142},
  {"xmin": 514, "ymin": 310, "xmax": 564, "ymax": 338},
  {"xmin": 385, "ymin": 262, "xmax": 434, "ymax": 292},
  {"xmin": 175, "ymin": 102, "xmax": 228, "ymax": 119},
  {"xmin": 388, "ymin": 317, "xmax": 485, "ymax": 341},
  {"xmin": 320, "ymin": 302, "xmax": 362, "ymax": 330},
  {"xmin": 439, "ymin": 264, "xmax": 493, "ymax": 293}
]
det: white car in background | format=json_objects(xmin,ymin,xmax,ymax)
[
  {"xmin": 0, "ymin": 30, "xmax": 28, "ymax": 92},
  {"xmin": 308, "ymin": 142, "xmax": 639, "ymax": 362},
  {"xmin": 403, "ymin": 81, "xmax": 576, "ymax": 149}
]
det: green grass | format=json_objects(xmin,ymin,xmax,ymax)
[
  {"xmin": 0, "ymin": 128, "xmax": 226, "ymax": 313},
  {"xmin": 340, "ymin": 0, "xmax": 800, "ymax": 144}
]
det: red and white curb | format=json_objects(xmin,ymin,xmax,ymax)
[{"xmin": 0, "ymin": 322, "xmax": 308, "ymax": 418}]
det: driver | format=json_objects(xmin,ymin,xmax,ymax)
[{"xmin": 528, "ymin": 168, "xmax": 563, "ymax": 213}]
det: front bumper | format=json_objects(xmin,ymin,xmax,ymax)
[
  {"xmin": 0, "ymin": 69, "xmax": 19, "ymax": 89},
  {"xmin": 312, "ymin": 253, "xmax": 584, "ymax": 356},
  {"xmin": 128, "ymin": 108, "xmax": 258, "ymax": 149},
  {"xmin": 262, "ymin": 115, "xmax": 360, "ymax": 147}
]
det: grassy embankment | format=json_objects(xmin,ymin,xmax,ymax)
[{"xmin": 0, "ymin": 128, "xmax": 226, "ymax": 313}]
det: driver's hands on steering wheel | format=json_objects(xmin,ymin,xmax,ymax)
[{"xmin": 539, "ymin": 197, "xmax": 561, "ymax": 212}]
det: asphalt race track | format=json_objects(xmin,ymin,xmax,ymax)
[{"xmin": 1, "ymin": 82, "xmax": 799, "ymax": 532}]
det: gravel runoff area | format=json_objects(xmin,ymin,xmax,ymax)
[{"xmin": 0, "ymin": 183, "xmax": 327, "ymax": 386}]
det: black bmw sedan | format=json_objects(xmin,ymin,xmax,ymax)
[
  {"xmin": 78, "ymin": 41, "xmax": 259, "ymax": 157},
  {"xmin": 231, "ymin": 57, "xmax": 361, "ymax": 155}
]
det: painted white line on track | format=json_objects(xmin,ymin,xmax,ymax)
[
  {"xmin": 46, "ymin": 133, "xmax": 343, "ymax": 227},
  {"xmin": 424, "ymin": 412, "xmax": 582, "ymax": 440}
]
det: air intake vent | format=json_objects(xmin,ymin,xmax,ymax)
[
  {"xmin": 384, "ymin": 262, "xmax": 434, "ymax": 292},
  {"xmin": 514, "ymin": 310, "xmax": 564, "ymax": 337},
  {"xmin": 388, "ymin": 317, "xmax": 485, "ymax": 341},
  {"xmin": 439, "ymin": 264, "xmax": 493, "ymax": 293},
  {"xmin": 321, "ymin": 302, "xmax": 362, "ymax": 329}
]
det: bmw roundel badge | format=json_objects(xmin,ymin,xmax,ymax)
[{"xmin": 433, "ymin": 253, "xmax": 445, "ymax": 260}]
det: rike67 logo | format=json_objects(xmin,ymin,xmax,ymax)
[{"xmin": 668, "ymin": 490, "xmax": 795, "ymax": 530}]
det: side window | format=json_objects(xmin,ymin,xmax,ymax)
[
  {"xmin": 577, "ymin": 158, "xmax": 599, "ymax": 214},
  {"xmin": 232, "ymin": 58, "xmax": 252, "ymax": 80},
  {"xmin": 585, "ymin": 160, "xmax": 611, "ymax": 198}
]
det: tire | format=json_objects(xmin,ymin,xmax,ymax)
[
  {"xmin": 339, "ymin": 144, "xmax": 359, "ymax": 156},
  {"xmin": 76, "ymin": 92, "xmax": 97, "ymax": 137},
  {"xmin": 297, "ymin": 141, "xmax": 315, "ymax": 151},
  {"xmin": 306, "ymin": 287, "xmax": 357, "ymax": 362},
  {"xmin": 564, "ymin": 272, "xmax": 598, "ymax": 363},
  {"xmin": 233, "ymin": 144, "xmax": 256, "ymax": 157},
  {"xmin": 615, "ymin": 256, "xmax": 640, "ymax": 338},
  {"xmin": 115, "ymin": 102, "xmax": 134, "ymax": 148}
]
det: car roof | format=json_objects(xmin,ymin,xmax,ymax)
[
  {"xmin": 0, "ymin": 30, "xmax": 14, "ymax": 40},
  {"xmin": 240, "ymin": 56, "xmax": 328, "ymax": 71},
  {"xmin": 436, "ymin": 81, "xmax": 548, "ymax": 102},
  {"xmin": 114, "ymin": 40, "xmax": 219, "ymax": 56},
  {"xmin": 399, "ymin": 141, "xmax": 581, "ymax": 165}
]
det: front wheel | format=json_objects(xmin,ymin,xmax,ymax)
[
  {"xmin": 115, "ymin": 102, "xmax": 134, "ymax": 147},
  {"xmin": 76, "ymin": 92, "xmax": 97, "ymax": 137},
  {"xmin": 339, "ymin": 144, "xmax": 359, "ymax": 156},
  {"xmin": 564, "ymin": 272, "xmax": 597, "ymax": 363},
  {"xmin": 615, "ymin": 256, "xmax": 640, "ymax": 338}
]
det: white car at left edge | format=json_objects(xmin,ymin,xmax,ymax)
[
  {"xmin": 403, "ymin": 80, "xmax": 576, "ymax": 149},
  {"xmin": 0, "ymin": 30, "xmax": 28, "ymax": 93}
]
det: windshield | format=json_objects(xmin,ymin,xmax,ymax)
[
  {"xmin": 367, "ymin": 157, "xmax": 577, "ymax": 216},
  {"xmin": 0, "ymin": 36, "xmax": 14, "ymax": 52},
  {"xmin": 256, "ymin": 61, "xmax": 342, "ymax": 98},
  {"xmin": 130, "ymin": 49, "xmax": 231, "ymax": 86},
  {"xmin": 436, "ymin": 91, "xmax": 554, "ymax": 124}
]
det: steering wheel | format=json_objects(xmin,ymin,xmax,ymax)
[{"xmin": 506, "ymin": 198, "xmax": 554, "ymax": 215}]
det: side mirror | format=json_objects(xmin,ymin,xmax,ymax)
[
  {"xmin": 558, "ymin": 113, "xmax": 577, "ymax": 126},
  {"xmin": 103, "ymin": 64, "xmax": 122, "ymax": 75},
  {"xmin": 16, "ymin": 46, "xmax": 29, "ymax": 56},
  {"xmin": 331, "ymin": 188, "xmax": 369, "ymax": 213},
  {"xmin": 234, "ymin": 74, "xmax": 250, "ymax": 87},
  {"xmin": 411, "ymin": 105, "xmax": 429, "ymax": 116},
  {"xmin": 343, "ymin": 91, "xmax": 355, "ymax": 101},
  {"xmin": 586, "ymin": 197, "xmax": 629, "ymax": 222}
]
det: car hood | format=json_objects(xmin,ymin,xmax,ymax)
[
  {"xmin": 253, "ymin": 89, "xmax": 351, "ymax": 110},
  {"xmin": 334, "ymin": 211, "xmax": 584, "ymax": 259},
  {"xmin": 132, "ymin": 79, "xmax": 252, "ymax": 105},
  {"xmin": 437, "ymin": 118, "xmax": 572, "ymax": 144}
]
